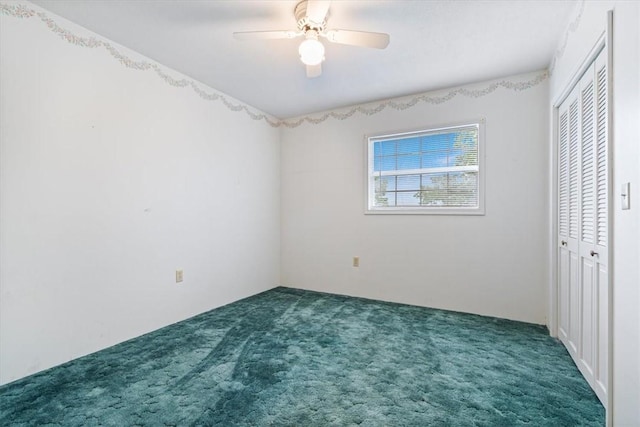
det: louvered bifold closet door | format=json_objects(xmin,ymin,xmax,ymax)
[
  {"xmin": 591, "ymin": 49, "xmax": 608, "ymax": 404},
  {"xmin": 557, "ymin": 102, "xmax": 570, "ymax": 346},
  {"xmin": 558, "ymin": 86, "xmax": 581, "ymax": 359},
  {"xmin": 557, "ymin": 46, "xmax": 608, "ymax": 408},
  {"xmin": 577, "ymin": 66, "xmax": 597, "ymax": 388},
  {"xmin": 558, "ymin": 84, "xmax": 581, "ymax": 359}
]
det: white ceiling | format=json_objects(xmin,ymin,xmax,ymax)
[{"xmin": 30, "ymin": 0, "xmax": 577, "ymax": 119}]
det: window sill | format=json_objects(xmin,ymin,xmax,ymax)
[{"xmin": 365, "ymin": 207, "xmax": 485, "ymax": 216}]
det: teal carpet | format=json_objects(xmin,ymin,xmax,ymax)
[{"xmin": 0, "ymin": 287, "xmax": 604, "ymax": 426}]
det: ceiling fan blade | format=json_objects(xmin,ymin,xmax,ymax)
[
  {"xmin": 323, "ymin": 29, "xmax": 390, "ymax": 49},
  {"xmin": 306, "ymin": 0, "xmax": 331, "ymax": 24},
  {"xmin": 233, "ymin": 30, "xmax": 301, "ymax": 41},
  {"xmin": 306, "ymin": 63, "xmax": 322, "ymax": 78}
]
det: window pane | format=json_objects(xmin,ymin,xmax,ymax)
[
  {"xmin": 379, "ymin": 156, "xmax": 396, "ymax": 171},
  {"xmin": 373, "ymin": 141, "xmax": 381, "ymax": 155},
  {"xmin": 422, "ymin": 133, "xmax": 455, "ymax": 151},
  {"xmin": 420, "ymin": 191, "xmax": 447, "ymax": 206},
  {"xmin": 384, "ymin": 176, "xmax": 396, "ymax": 191},
  {"xmin": 374, "ymin": 176, "xmax": 381, "ymax": 192},
  {"xmin": 375, "ymin": 176, "xmax": 396, "ymax": 192},
  {"xmin": 397, "ymin": 154, "xmax": 421, "ymax": 170},
  {"xmin": 397, "ymin": 191, "xmax": 420, "ymax": 206},
  {"xmin": 374, "ymin": 192, "xmax": 391, "ymax": 206},
  {"xmin": 420, "ymin": 173, "xmax": 447, "ymax": 205},
  {"xmin": 397, "ymin": 137, "xmax": 421, "ymax": 154},
  {"xmin": 451, "ymin": 129, "xmax": 478, "ymax": 166},
  {"xmin": 374, "ymin": 191, "xmax": 396, "ymax": 206},
  {"xmin": 421, "ymin": 151, "xmax": 450, "ymax": 168},
  {"xmin": 421, "ymin": 173, "xmax": 447, "ymax": 189},
  {"xmin": 380, "ymin": 141, "xmax": 396, "ymax": 156},
  {"xmin": 447, "ymin": 172, "xmax": 478, "ymax": 206},
  {"xmin": 397, "ymin": 174, "xmax": 420, "ymax": 191}
]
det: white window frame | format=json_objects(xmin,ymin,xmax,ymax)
[{"xmin": 365, "ymin": 120, "xmax": 485, "ymax": 215}]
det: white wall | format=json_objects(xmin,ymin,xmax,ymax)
[
  {"xmin": 549, "ymin": 1, "xmax": 640, "ymax": 424},
  {"xmin": 281, "ymin": 72, "xmax": 549, "ymax": 325},
  {"xmin": 4, "ymin": 4, "xmax": 636, "ymax": 422},
  {"xmin": 0, "ymin": 5, "xmax": 280, "ymax": 385}
]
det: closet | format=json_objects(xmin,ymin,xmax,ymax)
[{"xmin": 557, "ymin": 46, "xmax": 608, "ymax": 406}]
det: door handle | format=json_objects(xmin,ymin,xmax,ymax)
[
  {"xmin": 561, "ymin": 240, "xmax": 567, "ymax": 246},
  {"xmin": 590, "ymin": 250, "xmax": 599, "ymax": 257}
]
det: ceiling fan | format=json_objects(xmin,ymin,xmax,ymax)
[{"xmin": 233, "ymin": 0, "xmax": 390, "ymax": 78}]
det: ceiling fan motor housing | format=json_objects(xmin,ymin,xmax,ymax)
[{"xmin": 295, "ymin": 0, "xmax": 327, "ymax": 32}]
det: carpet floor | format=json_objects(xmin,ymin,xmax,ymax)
[{"xmin": 0, "ymin": 287, "xmax": 604, "ymax": 426}]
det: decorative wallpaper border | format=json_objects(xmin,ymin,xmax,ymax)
[
  {"xmin": 0, "ymin": 2, "xmax": 282, "ymax": 128},
  {"xmin": 280, "ymin": 72, "xmax": 547, "ymax": 128},
  {"xmin": 2, "ymin": 2, "xmax": 548, "ymax": 129},
  {"xmin": 548, "ymin": 0, "xmax": 585, "ymax": 75}
]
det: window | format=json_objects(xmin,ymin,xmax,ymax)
[{"xmin": 366, "ymin": 121, "xmax": 484, "ymax": 215}]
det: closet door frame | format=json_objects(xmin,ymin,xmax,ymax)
[{"xmin": 549, "ymin": 11, "xmax": 613, "ymax": 425}]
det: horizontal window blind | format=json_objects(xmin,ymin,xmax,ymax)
[{"xmin": 368, "ymin": 124, "xmax": 481, "ymax": 212}]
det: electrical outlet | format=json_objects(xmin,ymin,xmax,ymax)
[
  {"xmin": 176, "ymin": 269, "xmax": 184, "ymax": 283},
  {"xmin": 353, "ymin": 257, "xmax": 360, "ymax": 267}
]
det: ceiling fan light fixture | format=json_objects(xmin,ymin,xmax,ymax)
[
  {"xmin": 299, "ymin": 37, "xmax": 325, "ymax": 66},
  {"xmin": 233, "ymin": 0, "xmax": 391, "ymax": 78}
]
